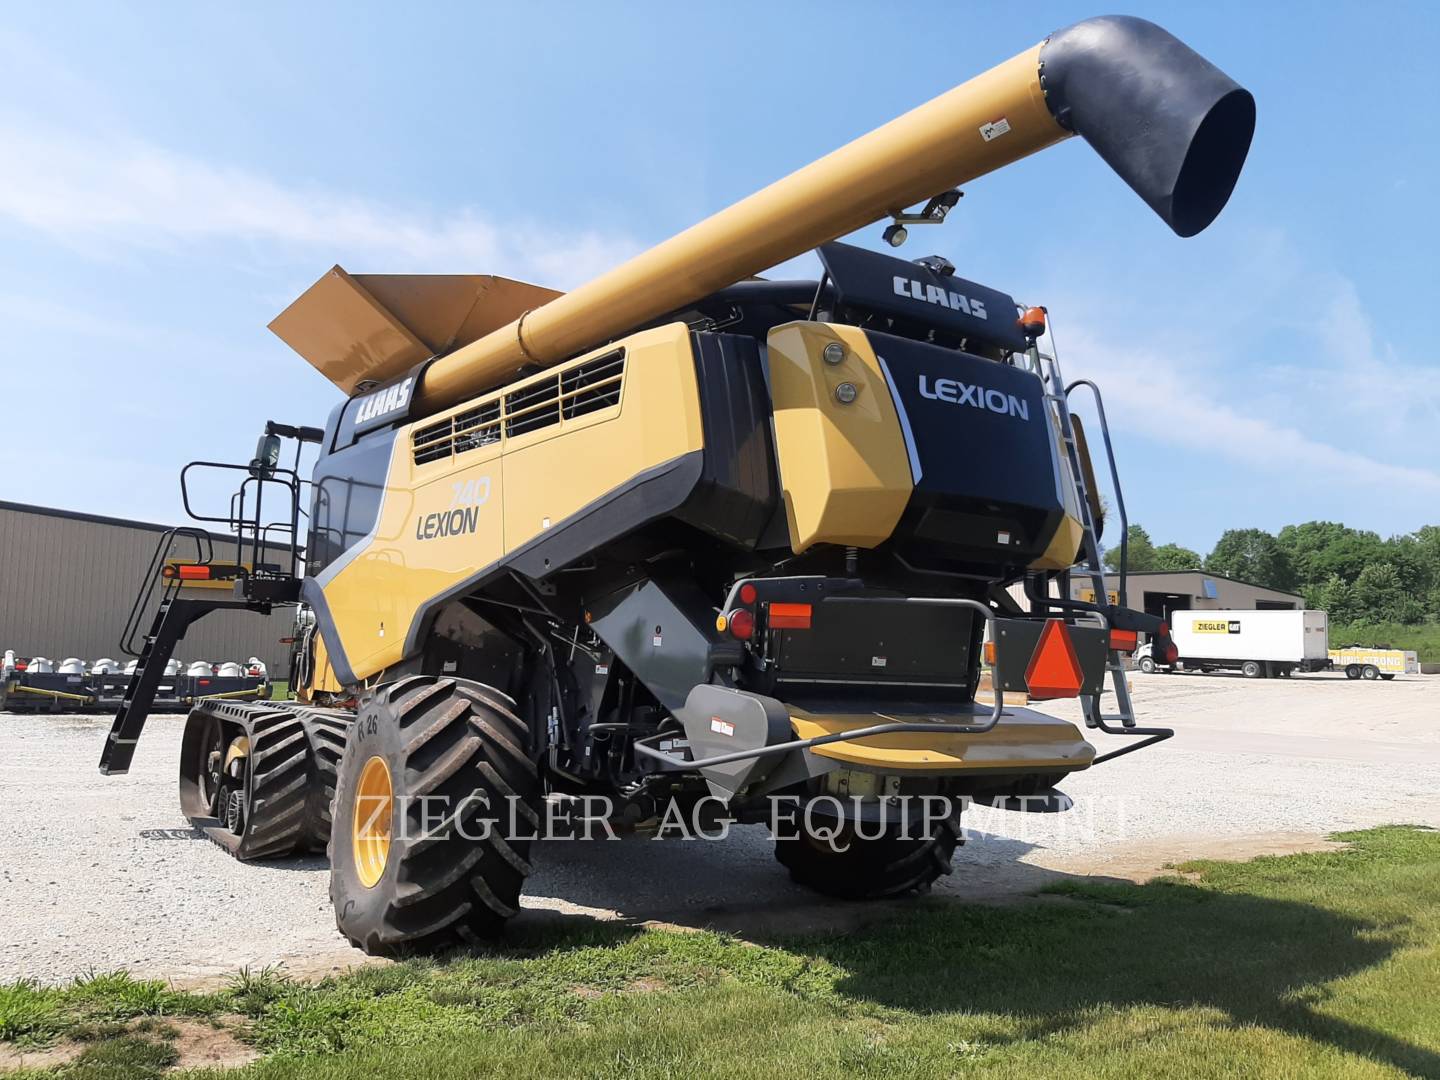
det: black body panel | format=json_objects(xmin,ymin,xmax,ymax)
[
  {"xmin": 773, "ymin": 599, "xmax": 976, "ymax": 687},
  {"xmin": 677, "ymin": 333, "xmax": 779, "ymax": 548},
  {"xmin": 819, "ymin": 241, "xmax": 1026, "ymax": 353},
  {"xmin": 587, "ymin": 574, "xmax": 718, "ymax": 713},
  {"xmin": 869, "ymin": 331, "xmax": 1064, "ymax": 571}
]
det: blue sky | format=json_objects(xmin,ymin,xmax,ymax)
[{"xmin": 1, "ymin": 1, "xmax": 1436, "ymax": 555}]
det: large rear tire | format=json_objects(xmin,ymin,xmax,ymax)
[
  {"xmin": 775, "ymin": 801, "xmax": 962, "ymax": 899},
  {"xmin": 300, "ymin": 710, "xmax": 356, "ymax": 852},
  {"xmin": 329, "ymin": 676, "xmax": 541, "ymax": 956}
]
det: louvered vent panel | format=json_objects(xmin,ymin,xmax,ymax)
[
  {"xmin": 503, "ymin": 378, "xmax": 560, "ymax": 437},
  {"xmin": 412, "ymin": 417, "xmax": 454, "ymax": 465},
  {"xmin": 561, "ymin": 349, "xmax": 625, "ymax": 419},
  {"xmin": 413, "ymin": 348, "xmax": 626, "ymax": 463},
  {"xmin": 454, "ymin": 400, "xmax": 501, "ymax": 453}
]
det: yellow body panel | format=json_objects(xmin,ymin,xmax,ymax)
[
  {"xmin": 298, "ymin": 632, "xmax": 344, "ymax": 698},
  {"xmin": 503, "ymin": 323, "xmax": 703, "ymax": 549},
  {"xmin": 1025, "ymin": 389, "xmax": 1088, "ymax": 570},
  {"xmin": 319, "ymin": 323, "xmax": 702, "ymax": 681},
  {"xmin": 767, "ymin": 322, "xmax": 913, "ymax": 553},
  {"xmin": 1030, "ymin": 513, "xmax": 1086, "ymax": 571},
  {"xmin": 789, "ymin": 708, "xmax": 1094, "ymax": 774}
]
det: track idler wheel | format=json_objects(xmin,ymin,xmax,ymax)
[
  {"xmin": 329, "ymin": 675, "xmax": 542, "ymax": 957},
  {"xmin": 774, "ymin": 797, "xmax": 963, "ymax": 900},
  {"xmin": 178, "ymin": 702, "xmax": 313, "ymax": 860}
]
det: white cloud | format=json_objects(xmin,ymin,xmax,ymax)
[
  {"xmin": 1056, "ymin": 320, "xmax": 1440, "ymax": 497},
  {"xmin": 0, "ymin": 117, "xmax": 638, "ymax": 288}
]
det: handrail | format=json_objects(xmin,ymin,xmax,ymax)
[
  {"xmin": 1065, "ymin": 378, "xmax": 1128, "ymax": 608},
  {"xmin": 120, "ymin": 527, "xmax": 212, "ymax": 656},
  {"xmin": 180, "ymin": 461, "xmax": 303, "ymax": 580}
]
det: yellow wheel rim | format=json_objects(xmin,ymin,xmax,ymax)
[{"xmin": 352, "ymin": 756, "xmax": 393, "ymax": 889}]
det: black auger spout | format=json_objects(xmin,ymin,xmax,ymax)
[{"xmin": 1040, "ymin": 15, "xmax": 1256, "ymax": 237}]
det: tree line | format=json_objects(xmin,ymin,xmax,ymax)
[{"xmin": 1102, "ymin": 522, "xmax": 1440, "ymax": 626}]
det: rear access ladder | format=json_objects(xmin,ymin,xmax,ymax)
[
  {"xmin": 1029, "ymin": 330, "xmax": 1174, "ymax": 764},
  {"xmin": 99, "ymin": 590, "xmax": 258, "ymax": 774},
  {"xmin": 99, "ymin": 528, "xmax": 271, "ymax": 775}
]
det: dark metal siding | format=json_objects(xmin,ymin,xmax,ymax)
[{"xmin": 0, "ymin": 504, "xmax": 293, "ymax": 672}]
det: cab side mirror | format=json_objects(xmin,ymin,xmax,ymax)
[{"xmin": 249, "ymin": 433, "xmax": 282, "ymax": 479}]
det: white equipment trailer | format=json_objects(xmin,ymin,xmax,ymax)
[{"xmin": 1138, "ymin": 609, "xmax": 1329, "ymax": 679}]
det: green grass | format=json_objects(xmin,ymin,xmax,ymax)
[
  {"xmin": 3, "ymin": 827, "xmax": 1438, "ymax": 1077},
  {"xmin": 1331, "ymin": 622, "xmax": 1440, "ymax": 663},
  {"xmin": 268, "ymin": 680, "xmax": 289, "ymax": 700}
]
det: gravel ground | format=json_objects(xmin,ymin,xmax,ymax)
[{"xmin": 2, "ymin": 672, "xmax": 1437, "ymax": 986}]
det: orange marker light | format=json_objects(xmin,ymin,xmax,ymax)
[
  {"xmin": 1108, "ymin": 629, "xmax": 1139, "ymax": 652},
  {"xmin": 176, "ymin": 565, "xmax": 211, "ymax": 580},
  {"xmin": 983, "ymin": 641, "xmax": 997, "ymax": 666},
  {"xmin": 1024, "ymin": 619, "xmax": 1084, "ymax": 699},
  {"xmin": 768, "ymin": 602, "xmax": 812, "ymax": 629},
  {"xmin": 1018, "ymin": 306, "xmax": 1047, "ymax": 339}
]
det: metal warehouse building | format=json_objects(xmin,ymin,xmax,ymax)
[
  {"xmin": 0, "ymin": 501, "xmax": 293, "ymax": 673},
  {"xmin": 1071, "ymin": 570, "xmax": 1304, "ymax": 624}
]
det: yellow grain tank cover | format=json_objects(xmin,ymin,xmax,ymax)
[
  {"xmin": 766, "ymin": 322, "xmax": 913, "ymax": 553},
  {"xmin": 788, "ymin": 707, "xmax": 1094, "ymax": 775},
  {"xmin": 269, "ymin": 266, "xmax": 563, "ymax": 396}
]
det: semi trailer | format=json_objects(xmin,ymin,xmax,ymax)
[
  {"xmin": 1137, "ymin": 609, "xmax": 1329, "ymax": 678},
  {"xmin": 96, "ymin": 16, "xmax": 1254, "ymax": 955}
]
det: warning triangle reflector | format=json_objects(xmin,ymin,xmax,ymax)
[{"xmin": 1024, "ymin": 618, "xmax": 1084, "ymax": 699}]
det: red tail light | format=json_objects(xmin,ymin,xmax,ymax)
[
  {"xmin": 739, "ymin": 582, "xmax": 758, "ymax": 605},
  {"xmin": 727, "ymin": 608, "xmax": 755, "ymax": 640},
  {"xmin": 1160, "ymin": 641, "xmax": 1179, "ymax": 664}
]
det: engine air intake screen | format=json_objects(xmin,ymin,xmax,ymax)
[{"xmin": 411, "ymin": 349, "xmax": 625, "ymax": 466}]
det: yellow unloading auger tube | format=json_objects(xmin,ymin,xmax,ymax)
[{"xmin": 415, "ymin": 15, "xmax": 1254, "ymax": 415}]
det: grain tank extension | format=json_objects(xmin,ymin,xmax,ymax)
[{"xmin": 100, "ymin": 16, "xmax": 1253, "ymax": 955}]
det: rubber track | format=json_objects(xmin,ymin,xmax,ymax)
[{"xmin": 184, "ymin": 700, "xmax": 312, "ymax": 861}]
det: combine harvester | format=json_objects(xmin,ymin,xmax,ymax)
[{"xmin": 99, "ymin": 16, "xmax": 1254, "ymax": 954}]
